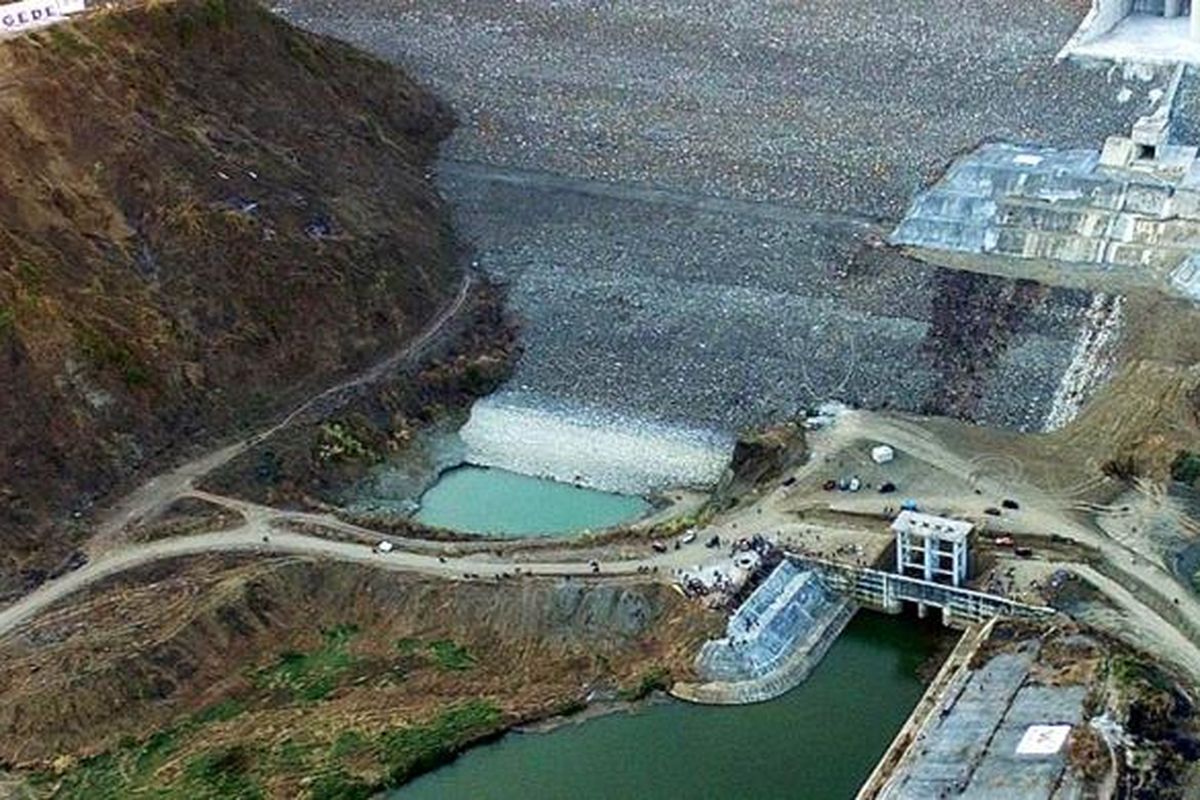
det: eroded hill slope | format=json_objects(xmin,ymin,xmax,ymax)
[
  {"xmin": 0, "ymin": 0, "xmax": 459, "ymax": 595},
  {"xmin": 0, "ymin": 556, "xmax": 717, "ymax": 797}
]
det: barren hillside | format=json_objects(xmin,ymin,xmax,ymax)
[{"xmin": 0, "ymin": 0, "xmax": 461, "ymax": 595}]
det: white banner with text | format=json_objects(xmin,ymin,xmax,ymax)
[{"xmin": 1, "ymin": 0, "xmax": 86, "ymax": 36}]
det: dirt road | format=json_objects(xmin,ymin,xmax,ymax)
[
  {"xmin": 759, "ymin": 408, "xmax": 1200, "ymax": 682},
  {"xmin": 0, "ymin": 512, "xmax": 709, "ymax": 639},
  {"xmin": 89, "ymin": 274, "xmax": 473, "ymax": 553}
]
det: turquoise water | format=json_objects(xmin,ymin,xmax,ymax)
[
  {"xmin": 394, "ymin": 614, "xmax": 937, "ymax": 800},
  {"xmin": 414, "ymin": 465, "xmax": 651, "ymax": 537}
]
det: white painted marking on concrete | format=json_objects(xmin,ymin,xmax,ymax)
[{"xmin": 1016, "ymin": 724, "xmax": 1072, "ymax": 756}]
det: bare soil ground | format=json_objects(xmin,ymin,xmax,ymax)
[{"xmin": 128, "ymin": 497, "xmax": 245, "ymax": 543}]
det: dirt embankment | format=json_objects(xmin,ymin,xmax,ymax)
[
  {"xmin": 1048, "ymin": 290, "xmax": 1200, "ymax": 483},
  {"xmin": 711, "ymin": 421, "xmax": 807, "ymax": 511},
  {"xmin": 199, "ymin": 280, "xmax": 518, "ymax": 511},
  {"xmin": 0, "ymin": 0, "xmax": 461, "ymax": 597},
  {"xmin": 0, "ymin": 555, "xmax": 718, "ymax": 798}
]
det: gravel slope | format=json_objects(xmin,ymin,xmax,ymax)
[
  {"xmin": 445, "ymin": 169, "xmax": 1098, "ymax": 436},
  {"xmin": 276, "ymin": 0, "xmax": 1158, "ymax": 218},
  {"xmin": 269, "ymin": 0, "xmax": 1146, "ymax": 485}
]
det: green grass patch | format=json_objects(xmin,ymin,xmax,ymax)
[
  {"xmin": 175, "ymin": 0, "xmax": 231, "ymax": 44},
  {"xmin": 75, "ymin": 324, "xmax": 152, "ymax": 388},
  {"xmin": 14, "ymin": 258, "xmax": 44, "ymax": 290},
  {"xmin": 271, "ymin": 737, "xmax": 316, "ymax": 774},
  {"xmin": 1111, "ymin": 654, "xmax": 1172, "ymax": 693},
  {"xmin": 0, "ymin": 306, "xmax": 13, "ymax": 338},
  {"xmin": 309, "ymin": 768, "xmax": 373, "ymax": 800},
  {"xmin": 192, "ymin": 697, "xmax": 248, "ymax": 725},
  {"xmin": 180, "ymin": 745, "xmax": 263, "ymax": 800},
  {"xmin": 31, "ymin": 715, "xmax": 250, "ymax": 799},
  {"xmin": 44, "ymin": 25, "xmax": 95, "ymax": 56},
  {"xmin": 316, "ymin": 421, "xmax": 377, "ymax": 464},
  {"xmin": 395, "ymin": 637, "xmax": 421, "ymax": 656},
  {"xmin": 331, "ymin": 730, "xmax": 369, "ymax": 760},
  {"xmin": 618, "ymin": 666, "xmax": 671, "ymax": 701},
  {"xmin": 379, "ymin": 701, "xmax": 503, "ymax": 786},
  {"xmin": 394, "ymin": 637, "xmax": 476, "ymax": 672},
  {"xmin": 1172, "ymin": 451, "xmax": 1200, "ymax": 486},
  {"xmin": 34, "ymin": 696, "xmax": 502, "ymax": 799},
  {"xmin": 426, "ymin": 639, "xmax": 476, "ymax": 671},
  {"xmin": 255, "ymin": 624, "xmax": 360, "ymax": 702}
]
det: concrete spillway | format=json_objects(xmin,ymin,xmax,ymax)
[{"xmin": 674, "ymin": 561, "xmax": 856, "ymax": 704}]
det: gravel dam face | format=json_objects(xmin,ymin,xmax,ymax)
[
  {"xmin": 444, "ymin": 168, "xmax": 1116, "ymax": 430},
  {"xmin": 271, "ymin": 0, "xmax": 1143, "ymax": 490}
]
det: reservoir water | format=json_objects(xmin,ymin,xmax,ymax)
[
  {"xmin": 415, "ymin": 465, "xmax": 651, "ymax": 537},
  {"xmin": 395, "ymin": 613, "xmax": 938, "ymax": 800}
]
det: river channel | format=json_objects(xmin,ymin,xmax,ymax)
[{"xmin": 394, "ymin": 613, "xmax": 939, "ymax": 800}]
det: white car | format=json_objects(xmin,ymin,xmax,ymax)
[{"xmin": 375, "ymin": 540, "xmax": 395, "ymax": 554}]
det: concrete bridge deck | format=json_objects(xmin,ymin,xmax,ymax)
[{"xmin": 789, "ymin": 554, "xmax": 1056, "ymax": 627}]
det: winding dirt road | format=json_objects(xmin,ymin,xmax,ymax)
[
  {"xmin": 0, "ymin": 515, "xmax": 703, "ymax": 639},
  {"xmin": 88, "ymin": 274, "xmax": 474, "ymax": 553},
  {"xmin": 0, "ymin": 271, "xmax": 720, "ymax": 641}
]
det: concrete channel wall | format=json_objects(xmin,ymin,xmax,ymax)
[
  {"xmin": 862, "ymin": 629, "xmax": 1092, "ymax": 800},
  {"xmin": 857, "ymin": 621, "xmax": 990, "ymax": 800}
]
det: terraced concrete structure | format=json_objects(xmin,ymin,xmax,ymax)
[
  {"xmin": 892, "ymin": 141, "xmax": 1200, "ymax": 281},
  {"xmin": 271, "ymin": 0, "xmax": 1164, "ymax": 488}
]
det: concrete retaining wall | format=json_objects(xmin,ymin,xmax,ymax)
[{"xmin": 1061, "ymin": 0, "xmax": 1133, "ymax": 52}]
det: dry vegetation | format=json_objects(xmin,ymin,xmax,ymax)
[
  {"xmin": 0, "ymin": 555, "xmax": 719, "ymax": 798},
  {"xmin": 0, "ymin": 0, "xmax": 461, "ymax": 597}
]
